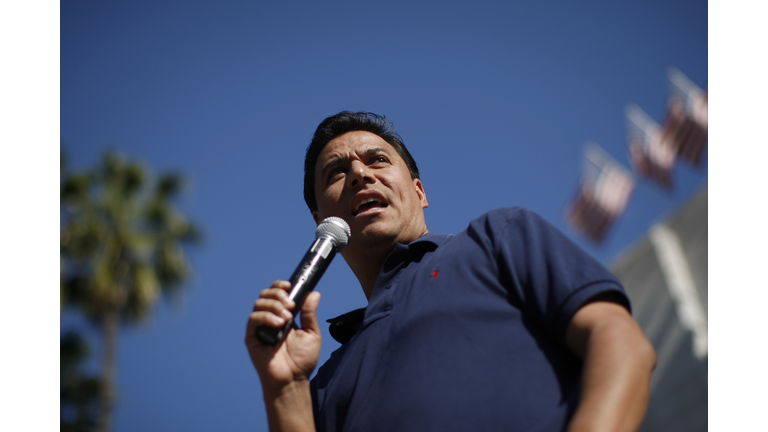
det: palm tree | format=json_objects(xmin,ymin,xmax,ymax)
[
  {"xmin": 60, "ymin": 149, "xmax": 201, "ymax": 432},
  {"xmin": 61, "ymin": 331, "xmax": 101, "ymax": 432}
]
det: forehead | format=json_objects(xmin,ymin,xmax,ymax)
[{"xmin": 316, "ymin": 131, "xmax": 400, "ymax": 168}]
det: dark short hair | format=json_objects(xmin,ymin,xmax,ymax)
[{"xmin": 304, "ymin": 111, "xmax": 420, "ymax": 212}]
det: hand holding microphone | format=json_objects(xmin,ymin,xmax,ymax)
[{"xmin": 255, "ymin": 217, "xmax": 351, "ymax": 346}]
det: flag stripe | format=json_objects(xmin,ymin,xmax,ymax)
[
  {"xmin": 665, "ymin": 67, "xmax": 708, "ymax": 166},
  {"xmin": 565, "ymin": 143, "xmax": 634, "ymax": 243},
  {"xmin": 626, "ymin": 104, "xmax": 676, "ymax": 189}
]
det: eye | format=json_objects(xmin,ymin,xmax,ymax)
[
  {"xmin": 327, "ymin": 167, "xmax": 345, "ymax": 183},
  {"xmin": 370, "ymin": 155, "xmax": 388, "ymax": 165}
]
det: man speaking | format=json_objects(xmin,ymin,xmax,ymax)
[{"xmin": 245, "ymin": 111, "xmax": 656, "ymax": 432}]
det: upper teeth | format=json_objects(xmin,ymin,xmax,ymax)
[{"xmin": 356, "ymin": 198, "xmax": 380, "ymax": 212}]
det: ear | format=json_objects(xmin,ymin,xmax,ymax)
[
  {"xmin": 312, "ymin": 210, "xmax": 321, "ymax": 225},
  {"xmin": 413, "ymin": 178, "xmax": 428, "ymax": 209}
]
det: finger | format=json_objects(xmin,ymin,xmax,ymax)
[
  {"xmin": 299, "ymin": 291, "xmax": 321, "ymax": 335},
  {"xmin": 253, "ymin": 298, "xmax": 295, "ymax": 321},
  {"xmin": 270, "ymin": 280, "xmax": 292, "ymax": 290},
  {"xmin": 245, "ymin": 310, "xmax": 287, "ymax": 339},
  {"xmin": 255, "ymin": 289, "xmax": 295, "ymax": 310}
]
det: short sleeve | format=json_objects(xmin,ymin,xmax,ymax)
[{"xmin": 489, "ymin": 208, "xmax": 630, "ymax": 343}]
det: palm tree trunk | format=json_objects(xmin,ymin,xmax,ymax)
[{"xmin": 97, "ymin": 304, "xmax": 119, "ymax": 432}]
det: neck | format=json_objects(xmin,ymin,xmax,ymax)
[
  {"xmin": 341, "ymin": 242, "xmax": 393, "ymax": 300},
  {"xmin": 342, "ymin": 228, "xmax": 428, "ymax": 300}
]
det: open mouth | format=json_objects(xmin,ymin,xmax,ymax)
[{"xmin": 353, "ymin": 198, "xmax": 388, "ymax": 216}]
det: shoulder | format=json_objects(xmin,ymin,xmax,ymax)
[
  {"xmin": 465, "ymin": 207, "xmax": 621, "ymax": 290},
  {"xmin": 464, "ymin": 207, "xmax": 560, "ymax": 243},
  {"xmin": 469, "ymin": 207, "xmax": 550, "ymax": 227}
]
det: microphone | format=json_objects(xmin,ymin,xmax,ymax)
[{"xmin": 256, "ymin": 217, "xmax": 351, "ymax": 346}]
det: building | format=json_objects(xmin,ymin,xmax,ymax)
[{"xmin": 610, "ymin": 186, "xmax": 708, "ymax": 432}]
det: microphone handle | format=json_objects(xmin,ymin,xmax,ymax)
[{"xmin": 255, "ymin": 236, "xmax": 338, "ymax": 346}]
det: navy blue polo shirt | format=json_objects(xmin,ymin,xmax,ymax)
[{"xmin": 311, "ymin": 208, "xmax": 629, "ymax": 432}]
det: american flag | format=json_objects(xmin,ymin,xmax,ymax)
[
  {"xmin": 662, "ymin": 67, "xmax": 708, "ymax": 166},
  {"xmin": 566, "ymin": 143, "xmax": 635, "ymax": 243},
  {"xmin": 626, "ymin": 103, "xmax": 677, "ymax": 190}
]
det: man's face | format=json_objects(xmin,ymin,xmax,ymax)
[{"xmin": 312, "ymin": 131, "xmax": 428, "ymax": 251}]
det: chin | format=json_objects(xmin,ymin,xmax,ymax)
[{"xmin": 352, "ymin": 225, "xmax": 399, "ymax": 246}]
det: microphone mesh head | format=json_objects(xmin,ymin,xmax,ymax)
[{"xmin": 316, "ymin": 217, "xmax": 351, "ymax": 252}]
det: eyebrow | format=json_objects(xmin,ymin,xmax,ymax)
[{"xmin": 319, "ymin": 146, "xmax": 393, "ymax": 180}]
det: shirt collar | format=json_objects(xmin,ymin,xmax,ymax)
[
  {"xmin": 408, "ymin": 232, "xmax": 453, "ymax": 249},
  {"xmin": 326, "ymin": 232, "xmax": 453, "ymax": 344}
]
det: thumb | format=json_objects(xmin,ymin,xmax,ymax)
[{"xmin": 299, "ymin": 291, "xmax": 321, "ymax": 335}]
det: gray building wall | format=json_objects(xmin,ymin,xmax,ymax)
[{"xmin": 610, "ymin": 186, "xmax": 708, "ymax": 432}]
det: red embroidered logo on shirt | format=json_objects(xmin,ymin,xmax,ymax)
[{"xmin": 431, "ymin": 268, "xmax": 439, "ymax": 279}]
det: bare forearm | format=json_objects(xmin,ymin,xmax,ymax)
[
  {"xmin": 566, "ymin": 301, "xmax": 656, "ymax": 432},
  {"xmin": 263, "ymin": 379, "xmax": 316, "ymax": 432},
  {"xmin": 246, "ymin": 285, "xmax": 322, "ymax": 432}
]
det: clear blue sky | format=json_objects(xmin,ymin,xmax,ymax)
[{"xmin": 58, "ymin": 1, "xmax": 708, "ymax": 430}]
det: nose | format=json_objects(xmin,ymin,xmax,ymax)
[{"xmin": 346, "ymin": 160, "xmax": 374, "ymax": 188}]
